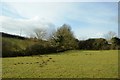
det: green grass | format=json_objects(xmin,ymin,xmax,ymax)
[
  {"xmin": 2, "ymin": 37, "xmax": 37, "ymax": 50},
  {"xmin": 2, "ymin": 50, "xmax": 118, "ymax": 78}
]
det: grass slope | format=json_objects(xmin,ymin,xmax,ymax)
[
  {"xmin": 2, "ymin": 37, "xmax": 37, "ymax": 50},
  {"xmin": 2, "ymin": 50, "xmax": 118, "ymax": 78}
]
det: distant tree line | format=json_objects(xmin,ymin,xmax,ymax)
[
  {"xmin": 79, "ymin": 37, "xmax": 120, "ymax": 50},
  {"xmin": 2, "ymin": 24, "xmax": 120, "ymax": 57},
  {"xmin": 1, "ymin": 32, "xmax": 26, "ymax": 40}
]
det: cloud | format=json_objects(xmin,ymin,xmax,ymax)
[
  {"xmin": 0, "ymin": 2, "xmax": 24, "ymax": 19},
  {"xmin": 1, "ymin": 2, "xmax": 118, "ymax": 39},
  {"xmin": 2, "ymin": 0, "xmax": 120, "ymax": 2},
  {"xmin": 1, "ymin": 16, "xmax": 55, "ymax": 37}
]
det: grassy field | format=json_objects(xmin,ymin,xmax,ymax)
[
  {"xmin": 2, "ymin": 50, "xmax": 118, "ymax": 78},
  {"xmin": 2, "ymin": 37, "xmax": 37, "ymax": 50}
]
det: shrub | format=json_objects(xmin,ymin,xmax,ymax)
[
  {"xmin": 2, "ymin": 39, "xmax": 22, "ymax": 57},
  {"xmin": 25, "ymin": 40, "xmax": 58, "ymax": 55},
  {"xmin": 25, "ymin": 44, "xmax": 45, "ymax": 55},
  {"xmin": 78, "ymin": 38, "xmax": 109, "ymax": 50}
]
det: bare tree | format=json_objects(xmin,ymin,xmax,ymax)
[
  {"xmin": 104, "ymin": 31, "xmax": 117, "ymax": 40},
  {"xmin": 30, "ymin": 28, "xmax": 47, "ymax": 40}
]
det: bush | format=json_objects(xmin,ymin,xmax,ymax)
[
  {"xmin": 78, "ymin": 38, "xmax": 109, "ymax": 50},
  {"xmin": 2, "ymin": 39, "xmax": 22, "ymax": 57},
  {"xmin": 25, "ymin": 44, "xmax": 44, "ymax": 55},
  {"xmin": 110, "ymin": 37, "xmax": 120, "ymax": 50},
  {"xmin": 25, "ymin": 41, "xmax": 57, "ymax": 55}
]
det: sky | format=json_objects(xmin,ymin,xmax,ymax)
[{"xmin": 0, "ymin": 0, "xmax": 118, "ymax": 40}]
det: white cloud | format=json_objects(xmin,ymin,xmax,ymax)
[
  {"xmin": 1, "ymin": 2, "xmax": 118, "ymax": 39},
  {"xmin": 75, "ymin": 28, "xmax": 105, "ymax": 40},
  {"xmin": 2, "ymin": 0, "xmax": 119, "ymax": 2},
  {"xmin": 0, "ymin": 16, "xmax": 55, "ymax": 37},
  {"xmin": 4, "ymin": 2, "xmax": 73, "ymax": 23}
]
